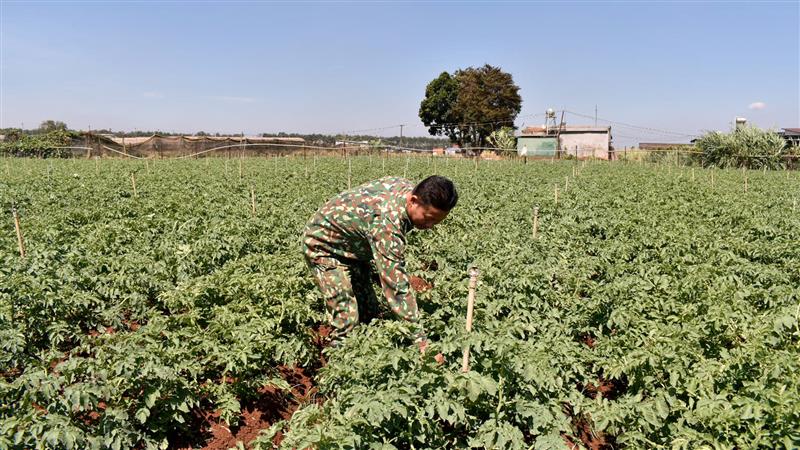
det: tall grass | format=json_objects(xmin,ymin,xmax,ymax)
[{"xmin": 695, "ymin": 126, "xmax": 794, "ymax": 169}]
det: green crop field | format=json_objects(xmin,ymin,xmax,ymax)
[{"xmin": 1, "ymin": 156, "xmax": 799, "ymax": 450}]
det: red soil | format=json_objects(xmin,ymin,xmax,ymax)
[
  {"xmin": 580, "ymin": 375, "xmax": 628, "ymax": 401},
  {"xmin": 562, "ymin": 404, "xmax": 617, "ymax": 450},
  {"xmin": 566, "ymin": 334, "xmax": 626, "ymax": 448},
  {"xmin": 581, "ymin": 333, "xmax": 596, "ymax": 349},
  {"xmin": 410, "ymin": 275, "xmax": 433, "ymax": 292},
  {"xmin": 124, "ymin": 320, "xmax": 141, "ymax": 331},
  {"xmin": 172, "ymin": 364, "xmax": 316, "ymax": 450}
]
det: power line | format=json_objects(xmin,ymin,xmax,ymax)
[
  {"xmin": 340, "ymin": 124, "xmax": 404, "ymax": 135},
  {"xmin": 565, "ymin": 110, "xmax": 699, "ymax": 138},
  {"xmin": 425, "ymin": 112, "xmax": 545, "ymax": 129}
]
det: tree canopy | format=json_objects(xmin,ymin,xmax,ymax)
[
  {"xmin": 39, "ymin": 120, "xmax": 68, "ymax": 133},
  {"xmin": 419, "ymin": 65, "xmax": 522, "ymax": 148}
]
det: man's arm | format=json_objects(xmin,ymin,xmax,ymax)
[{"xmin": 368, "ymin": 219, "xmax": 425, "ymax": 342}]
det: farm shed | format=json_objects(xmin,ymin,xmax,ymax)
[
  {"xmin": 517, "ymin": 125, "xmax": 613, "ymax": 159},
  {"xmin": 780, "ymin": 128, "xmax": 800, "ymax": 146}
]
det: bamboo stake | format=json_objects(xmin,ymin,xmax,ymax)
[
  {"xmin": 554, "ymin": 185, "xmax": 559, "ymax": 205},
  {"xmin": 145, "ymin": 160, "xmax": 150, "ymax": 174},
  {"xmin": 94, "ymin": 157, "xmax": 99, "ymax": 175},
  {"xmin": 474, "ymin": 156, "xmax": 478, "ymax": 172},
  {"xmin": 238, "ymin": 157, "xmax": 243, "ymax": 179},
  {"xmin": 565, "ymin": 176, "xmax": 569, "ymax": 191},
  {"xmin": 348, "ymin": 157, "xmax": 352, "ymax": 189},
  {"xmin": 711, "ymin": 170, "xmax": 715, "ymax": 187},
  {"xmin": 250, "ymin": 185, "xmax": 256, "ymax": 216},
  {"xmin": 461, "ymin": 267, "xmax": 480, "ymax": 373},
  {"xmin": 404, "ymin": 156, "xmax": 409, "ymax": 178},
  {"xmin": 532, "ymin": 206, "xmax": 539, "ymax": 239},
  {"xmin": 130, "ymin": 173, "xmax": 137, "ymax": 197},
  {"xmin": 12, "ymin": 208, "xmax": 26, "ymax": 258},
  {"xmin": 691, "ymin": 168, "xmax": 695, "ymax": 182},
  {"xmin": 744, "ymin": 173, "xmax": 748, "ymax": 193}
]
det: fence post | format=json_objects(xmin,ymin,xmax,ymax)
[
  {"xmin": 12, "ymin": 207, "xmax": 26, "ymax": 258},
  {"xmin": 461, "ymin": 267, "xmax": 480, "ymax": 373},
  {"xmin": 250, "ymin": 185, "xmax": 256, "ymax": 216}
]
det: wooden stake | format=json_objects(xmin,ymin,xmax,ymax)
[
  {"xmin": 94, "ymin": 157, "xmax": 99, "ymax": 174},
  {"xmin": 145, "ymin": 160, "xmax": 150, "ymax": 174},
  {"xmin": 554, "ymin": 185, "xmax": 559, "ymax": 205},
  {"xmin": 348, "ymin": 157, "xmax": 352, "ymax": 189},
  {"xmin": 238, "ymin": 158, "xmax": 243, "ymax": 179},
  {"xmin": 461, "ymin": 267, "xmax": 480, "ymax": 373},
  {"xmin": 565, "ymin": 176, "xmax": 569, "ymax": 191},
  {"xmin": 744, "ymin": 174, "xmax": 748, "ymax": 193},
  {"xmin": 691, "ymin": 168, "xmax": 695, "ymax": 181},
  {"xmin": 12, "ymin": 208, "xmax": 26, "ymax": 258},
  {"xmin": 532, "ymin": 207, "xmax": 539, "ymax": 239},
  {"xmin": 404, "ymin": 156, "xmax": 409, "ymax": 178},
  {"xmin": 250, "ymin": 185, "xmax": 256, "ymax": 216},
  {"xmin": 130, "ymin": 173, "xmax": 137, "ymax": 197},
  {"xmin": 711, "ymin": 170, "xmax": 715, "ymax": 187}
]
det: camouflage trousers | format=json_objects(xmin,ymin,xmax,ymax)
[{"xmin": 304, "ymin": 254, "xmax": 383, "ymax": 342}]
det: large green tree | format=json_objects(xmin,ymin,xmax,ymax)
[
  {"xmin": 38, "ymin": 120, "xmax": 68, "ymax": 133},
  {"xmin": 419, "ymin": 65, "xmax": 522, "ymax": 147}
]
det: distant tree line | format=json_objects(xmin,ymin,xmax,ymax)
[
  {"xmin": 1, "ymin": 121, "xmax": 450, "ymax": 150},
  {"xmin": 260, "ymin": 132, "xmax": 449, "ymax": 149}
]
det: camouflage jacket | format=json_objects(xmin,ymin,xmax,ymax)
[{"xmin": 302, "ymin": 177, "xmax": 423, "ymax": 339}]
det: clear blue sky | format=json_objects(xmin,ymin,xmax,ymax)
[{"xmin": 2, "ymin": 1, "xmax": 798, "ymax": 146}]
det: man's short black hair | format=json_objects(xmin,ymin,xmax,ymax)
[{"xmin": 412, "ymin": 175, "xmax": 458, "ymax": 211}]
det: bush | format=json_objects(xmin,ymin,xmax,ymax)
[
  {"xmin": 0, "ymin": 130, "xmax": 76, "ymax": 158},
  {"xmin": 695, "ymin": 127, "xmax": 789, "ymax": 170}
]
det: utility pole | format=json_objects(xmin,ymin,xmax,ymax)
[
  {"xmin": 399, "ymin": 124, "xmax": 405, "ymax": 148},
  {"xmin": 594, "ymin": 105, "xmax": 598, "ymax": 127}
]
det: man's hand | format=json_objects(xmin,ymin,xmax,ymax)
[{"xmin": 419, "ymin": 340, "xmax": 445, "ymax": 365}]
